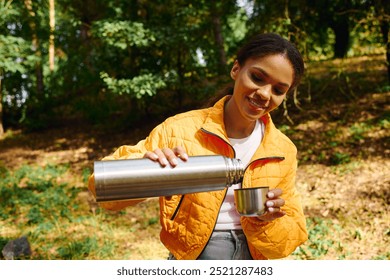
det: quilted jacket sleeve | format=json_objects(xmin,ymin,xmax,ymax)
[
  {"xmin": 241, "ymin": 157, "xmax": 308, "ymax": 259},
  {"xmin": 88, "ymin": 122, "xmax": 169, "ymax": 211}
]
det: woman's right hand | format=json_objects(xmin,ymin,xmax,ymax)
[{"xmin": 143, "ymin": 146, "xmax": 189, "ymax": 167}]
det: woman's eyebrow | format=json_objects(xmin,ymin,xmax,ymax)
[{"xmin": 253, "ymin": 67, "xmax": 291, "ymax": 88}]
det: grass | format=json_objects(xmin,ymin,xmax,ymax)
[
  {"xmin": 1, "ymin": 156, "xmax": 388, "ymax": 260},
  {"xmin": 0, "ymin": 164, "xmax": 166, "ymax": 259},
  {"xmin": 292, "ymin": 217, "xmax": 344, "ymax": 260}
]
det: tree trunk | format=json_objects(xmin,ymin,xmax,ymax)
[
  {"xmin": 49, "ymin": 0, "xmax": 55, "ymax": 72},
  {"xmin": 79, "ymin": 10, "xmax": 93, "ymax": 72},
  {"xmin": 0, "ymin": 68, "xmax": 4, "ymax": 137},
  {"xmin": 24, "ymin": 0, "xmax": 44, "ymax": 95},
  {"xmin": 379, "ymin": 21, "xmax": 390, "ymax": 82},
  {"xmin": 176, "ymin": 48, "xmax": 184, "ymax": 109},
  {"xmin": 331, "ymin": 17, "xmax": 350, "ymax": 58},
  {"xmin": 211, "ymin": 2, "xmax": 227, "ymax": 74},
  {"xmin": 376, "ymin": 0, "xmax": 390, "ymax": 82}
]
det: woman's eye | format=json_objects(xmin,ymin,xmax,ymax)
[
  {"xmin": 251, "ymin": 72, "xmax": 287, "ymax": 96},
  {"xmin": 273, "ymin": 88, "xmax": 286, "ymax": 96},
  {"xmin": 251, "ymin": 74, "xmax": 263, "ymax": 83}
]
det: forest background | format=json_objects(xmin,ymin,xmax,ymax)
[{"xmin": 0, "ymin": 0, "xmax": 389, "ymax": 260}]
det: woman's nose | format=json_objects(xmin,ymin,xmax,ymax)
[{"xmin": 256, "ymin": 85, "xmax": 272, "ymax": 100}]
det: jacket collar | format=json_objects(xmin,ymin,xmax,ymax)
[
  {"xmin": 255, "ymin": 114, "xmax": 285, "ymax": 159},
  {"xmin": 201, "ymin": 95, "xmax": 286, "ymax": 159},
  {"xmin": 201, "ymin": 95, "xmax": 231, "ymax": 143}
]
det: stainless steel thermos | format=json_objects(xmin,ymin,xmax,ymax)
[{"xmin": 94, "ymin": 155, "xmax": 244, "ymax": 202}]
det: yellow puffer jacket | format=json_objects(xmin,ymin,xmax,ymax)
[{"xmin": 88, "ymin": 96, "xmax": 308, "ymax": 260}]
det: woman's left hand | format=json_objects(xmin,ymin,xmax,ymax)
[{"xmin": 257, "ymin": 188, "xmax": 286, "ymax": 222}]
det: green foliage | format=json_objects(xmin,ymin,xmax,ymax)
[
  {"xmin": 56, "ymin": 237, "xmax": 116, "ymax": 260},
  {"xmin": 225, "ymin": 8, "xmax": 248, "ymax": 45},
  {"xmin": 0, "ymin": 164, "xmax": 79, "ymax": 223},
  {"xmin": 349, "ymin": 6, "xmax": 385, "ymax": 56},
  {"xmin": 373, "ymin": 252, "xmax": 390, "ymax": 260},
  {"xmin": 0, "ymin": 35, "xmax": 30, "ymax": 74},
  {"xmin": 100, "ymin": 72, "xmax": 166, "ymax": 99},
  {"xmin": 1, "ymin": 0, "xmax": 387, "ymax": 130},
  {"xmin": 0, "ymin": 163, "xmax": 162, "ymax": 259},
  {"xmin": 247, "ymin": 0, "xmax": 387, "ymax": 60},
  {"xmin": 0, "ymin": 237, "xmax": 9, "ymax": 253},
  {"xmin": 82, "ymin": 168, "xmax": 91, "ymax": 184},
  {"xmin": 93, "ymin": 20, "xmax": 155, "ymax": 49},
  {"xmin": 148, "ymin": 217, "xmax": 159, "ymax": 226},
  {"xmin": 349, "ymin": 122, "xmax": 371, "ymax": 142},
  {"xmin": 330, "ymin": 152, "xmax": 351, "ymax": 165},
  {"xmin": 293, "ymin": 217, "xmax": 344, "ymax": 260},
  {"xmin": 57, "ymin": 237, "xmax": 99, "ymax": 259},
  {"xmin": 0, "ymin": 1, "xmax": 31, "ymax": 74},
  {"xmin": 378, "ymin": 114, "xmax": 390, "ymax": 129},
  {"xmin": 0, "ymin": 0, "xmax": 17, "ymax": 22}
]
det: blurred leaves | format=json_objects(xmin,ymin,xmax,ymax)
[
  {"xmin": 0, "ymin": 0, "xmax": 388, "ymax": 131},
  {"xmin": 92, "ymin": 20, "xmax": 155, "ymax": 49},
  {"xmin": 100, "ymin": 72, "xmax": 166, "ymax": 99}
]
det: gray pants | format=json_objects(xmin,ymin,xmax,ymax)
[{"xmin": 168, "ymin": 230, "xmax": 253, "ymax": 260}]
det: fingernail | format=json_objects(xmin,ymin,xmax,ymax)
[
  {"xmin": 162, "ymin": 158, "xmax": 169, "ymax": 166},
  {"xmin": 266, "ymin": 201, "xmax": 274, "ymax": 207},
  {"xmin": 182, "ymin": 153, "xmax": 189, "ymax": 160},
  {"xmin": 268, "ymin": 207, "xmax": 274, "ymax": 212},
  {"xmin": 171, "ymin": 158, "xmax": 178, "ymax": 165},
  {"xmin": 267, "ymin": 192, "xmax": 275, "ymax": 198}
]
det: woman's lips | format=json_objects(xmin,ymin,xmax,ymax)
[{"xmin": 248, "ymin": 97, "xmax": 268, "ymax": 110}]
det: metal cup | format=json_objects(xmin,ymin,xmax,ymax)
[{"xmin": 234, "ymin": 186, "xmax": 269, "ymax": 216}]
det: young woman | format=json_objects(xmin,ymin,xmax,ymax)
[{"xmin": 89, "ymin": 33, "xmax": 308, "ymax": 260}]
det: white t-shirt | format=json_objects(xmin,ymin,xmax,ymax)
[{"xmin": 214, "ymin": 120, "xmax": 265, "ymax": 230}]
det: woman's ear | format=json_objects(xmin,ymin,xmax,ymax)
[{"xmin": 230, "ymin": 60, "xmax": 240, "ymax": 80}]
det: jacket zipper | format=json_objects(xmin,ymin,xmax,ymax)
[
  {"xmin": 195, "ymin": 128, "xmax": 235, "ymax": 257},
  {"xmin": 200, "ymin": 128, "xmax": 236, "ymax": 158},
  {"xmin": 170, "ymin": 128, "xmax": 234, "ymax": 221},
  {"xmin": 170, "ymin": 195, "xmax": 184, "ymax": 220}
]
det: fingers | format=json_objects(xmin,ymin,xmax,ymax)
[
  {"xmin": 266, "ymin": 188, "xmax": 284, "ymax": 213},
  {"xmin": 143, "ymin": 146, "xmax": 188, "ymax": 167},
  {"xmin": 257, "ymin": 188, "xmax": 286, "ymax": 221},
  {"xmin": 172, "ymin": 146, "xmax": 189, "ymax": 161},
  {"xmin": 257, "ymin": 207, "xmax": 286, "ymax": 222},
  {"xmin": 154, "ymin": 148, "xmax": 172, "ymax": 166},
  {"xmin": 267, "ymin": 188, "xmax": 283, "ymax": 199},
  {"xmin": 143, "ymin": 151, "xmax": 159, "ymax": 161},
  {"xmin": 266, "ymin": 198, "xmax": 285, "ymax": 210}
]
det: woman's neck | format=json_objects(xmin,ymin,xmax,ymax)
[{"xmin": 224, "ymin": 99, "xmax": 256, "ymax": 139}]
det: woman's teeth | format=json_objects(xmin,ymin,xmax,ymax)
[{"xmin": 249, "ymin": 98, "xmax": 267, "ymax": 109}]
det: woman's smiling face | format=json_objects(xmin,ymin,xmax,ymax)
[{"xmin": 230, "ymin": 54, "xmax": 294, "ymax": 123}]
